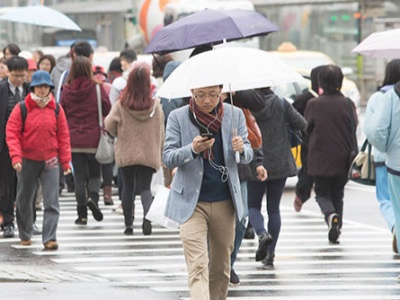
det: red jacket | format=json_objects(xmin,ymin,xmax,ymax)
[
  {"xmin": 60, "ymin": 77, "xmax": 111, "ymax": 150},
  {"xmin": 6, "ymin": 93, "xmax": 72, "ymax": 171}
]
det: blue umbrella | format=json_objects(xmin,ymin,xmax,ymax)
[{"xmin": 144, "ymin": 9, "xmax": 279, "ymax": 54}]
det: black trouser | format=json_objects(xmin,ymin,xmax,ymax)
[
  {"xmin": 101, "ymin": 162, "xmax": 114, "ymax": 186},
  {"xmin": 314, "ymin": 175, "xmax": 347, "ymax": 228},
  {"xmin": 295, "ymin": 145, "xmax": 314, "ymax": 203},
  {"xmin": 120, "ymin": 165, "xmax": 154, "ymax": 227},
  {"xmin": 0, "ymin": 145, "xmax": 17, "ymax": 226},
  {"xmin": 71, "ymin": 153, "xmax": 101, "ymax": 206}
]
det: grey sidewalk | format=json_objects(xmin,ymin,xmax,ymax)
[{"xmin": 0, "ymin": 263, "xmax": 182, "ymax": 300}]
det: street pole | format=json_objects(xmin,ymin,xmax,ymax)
[{"xmin": 357, "ymin": 0, "xmax": 366, "ymax": 105}]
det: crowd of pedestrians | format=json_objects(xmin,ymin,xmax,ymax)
[{"xmin": 0, "ymin": 40, "xmax": 399, "ymax": 300}]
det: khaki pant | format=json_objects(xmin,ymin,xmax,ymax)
[{"xmin": 180, "ymin": 200, "xmax": 235, "ymax": 300}]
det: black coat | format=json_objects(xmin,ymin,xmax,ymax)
[
  {"xmin": 252, "ymin": 89, "xmax": 307, "ymax": 179},
  {"xmin": 305, "ymin": 92, "xmax": 358, "ymax": 176},
  {"xmin": 0, "ymin": 80, "xmax": 29, "ymax": 152}
]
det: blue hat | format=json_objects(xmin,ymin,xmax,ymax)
[{"xmin": 29, "ymin": 70, "xmax": 54, "ymax": 90}]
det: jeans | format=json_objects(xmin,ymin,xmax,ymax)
[
  {"xmin": 388, "ymin": 173, "xmax": 400, "ymax": 254},
  {"xmin": 230, "ymin": 181, "xmax": 248, "ymax": 267},
  {"xmin": 375, "ymin": 165, "xmax": 395, "ymax": 231},
  {"xmin": 248, "ymin": 178, "xmax": 287, "ymax": 254}
]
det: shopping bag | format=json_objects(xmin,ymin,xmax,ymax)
[
  {"xmin": 150, "ymin": 167, "xmax": 164, "ymax": 196},
  {"xmin": 348, "ymin": 139, "xmax": 375, "ymax": 186},
  {"xmin": 146, "ymin": 186, "xmax": 180, "ymax": 229}
]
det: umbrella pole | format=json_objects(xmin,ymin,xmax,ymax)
[{"xmin": 229, "ymin": 84, "xmax": 240, "ymax": 164}]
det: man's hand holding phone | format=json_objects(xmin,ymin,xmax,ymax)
[
  {"xmin": 192, "ymin": 133, "xmax": 215, "ymax": 154},
  {"xmin": 201, "ymin": 132, "xmax": 214, "ymax": 140}
]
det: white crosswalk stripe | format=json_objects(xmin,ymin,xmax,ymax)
[{"xmin": 12, "ymin": 191, "xmax": 400, "ymax": 299}]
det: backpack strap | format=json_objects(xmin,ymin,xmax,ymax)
[
  {"xmin": 55, "ymin": 102, "xmax": 60, "ymax": 118},
  {"xmin": 19, "ymin": 101, "xmax": 27, "ymax": 133},
  {"xmin": 20, "ymin": 102, "xmax": 60, "ymax": 133}
]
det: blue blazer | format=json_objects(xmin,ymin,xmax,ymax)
[{"xmin": 162, "ymin": 103, "xmax": 253, "ymax": 224}]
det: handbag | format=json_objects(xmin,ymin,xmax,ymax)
[
  {"xmin": 146, "ymin": 186, "xmax": 180, "ymax": 230},
  {"xmin": 289, "ymin": 128, "xmax": 302, "ymax": 148},
  {"xmin": 241, "ymin": 108, "xmax": 262, "ymax": 149},
  {"xmin": 283, "ymin": 99, "xmax": 302, "ymax": 148},
  {"xmin": 348, "ymin": 139, "xmax": 375, "ymax": 186},
  {"xmin": 95, "ymin": 84, "xmax": 115, "ymax": 164}
]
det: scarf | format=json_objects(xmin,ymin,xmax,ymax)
[
  {"xmin": 189, "ymin": 97, "xmax": 224, "ymax": 160},
  {"xmin": 31, "ymin": 92, "xmax": 51, "ymax": 108}
]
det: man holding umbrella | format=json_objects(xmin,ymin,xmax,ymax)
[{"xmin": 163, "ymin": 83, "xmax": 253, "ymax": 300}]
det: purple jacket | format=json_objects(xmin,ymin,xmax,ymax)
[{"xmin": 60, "ymin": 77, "xmax": 111, "ymax": 151}]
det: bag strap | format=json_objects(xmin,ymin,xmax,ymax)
[
  {"xmin": 96, "ymin": 84, "xmax": 103, "ymax": 128},
  {"xmin": 361, "ymin": 138, "xmax": 373, "ymax": 179},
  {"xmin": 360, "ymin": 139, "xmax": 369, "ymax": 152},
  {"xmin": 19, "ymin": 101, "xmax": 27, "ymax": 133}
]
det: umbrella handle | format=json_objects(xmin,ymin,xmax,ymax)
[{"xmin": 235, "ymin": 151, "xmax": 240, "ymax": 164}]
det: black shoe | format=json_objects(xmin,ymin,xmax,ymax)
[
  {"xmin": 328, "ymin": 213, "xmax": 340, "ymax": 243},
  {"xmin": 3, "ymin": 224, "xmax": 14, "ymax": 238},
  {"xmin": 124, "ymin": 227, "xmax": 133, "ymax": 235},
  {"xmin": 104, "ymin": 198, "xmax": 114, "ymax": 206},
  {"xmin": 74, "ymin": 217, "xmax": 87, "ymax": 225},
  {"xmin": 230, "ymin": 269, "xmax": 240, "ymax": 285},
  {"xmin": 244, "ymin": 225, "xmax": 255, "ymax": 240},
  {"xmin": 142, "ymin": 218, "xmax": 152, "ymax": 235},
  {"xmin": 262, "ymin": 252, "xmax": 275, "ymax": 267},
  {"xmin": 255, "ymin": 232, "xmax": 273, "ymax": 261},
  {"xmin": 87, "ymin": 200, "xmax": 103, "ymax": 221},
  {"xmin": 392, "ymin": 227, "xmax": 398, "ymax": 254}
]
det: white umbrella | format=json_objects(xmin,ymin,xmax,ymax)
[
  {"xmin": 351, "ymin": 28, "xmax": 400, "ymax": 59},
  {"xmin": 156, "ymin": 46, "xmax": 305, "ymax": 99},
  {"xmin": 157, "ymin": 46, "xmax": 305, "ymax": 163},
  {"xmin": 0, "ymin": 6, "xmax": 81, "ymax": 31}
]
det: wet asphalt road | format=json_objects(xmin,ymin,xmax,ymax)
[{"xmin": 1, "ymin": 180, "xmax": 400, "ymax": 300}]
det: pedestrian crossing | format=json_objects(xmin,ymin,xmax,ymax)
[{"xmin": 4, "ymin": 191, "xmax": 400, "ymax": 299}]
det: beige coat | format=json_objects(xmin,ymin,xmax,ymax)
[{"xmin": 105, "ymin": 98, "xmax": 164, "ymax": 170}]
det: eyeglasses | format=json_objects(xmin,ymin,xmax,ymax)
[
  {"xmin": 9, "ymin": 72, "xmax": 26, "ymax": 78},
  {"xmin": 194, "ymin": 93, "xmax": 220, "ymax": 101}
]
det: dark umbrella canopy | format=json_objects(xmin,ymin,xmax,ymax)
[{"xmin": 144, "ymin": 9, "xmax": 279, "ymax": 54}]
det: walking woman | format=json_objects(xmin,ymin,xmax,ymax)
[
  {"xmin": 249, "ymin": 87, "xmax": 307, "ymax": 266},
  {"xmin": 305, "ymin": 64, "xmax": 358, "ymax": 243},
  {"xmin": 60, "ymin": 56, "xmax": 111, "ymax": 225},
  {"xmin": 364, "ymin": 59, "xmax": 400, "ymax": 254},
  {"xmin": 6, "ymin": 70, "xmax": 71, "ymax": 249},
  {"xmin": 105, "ymin": 61, "xmax": 164, "ymax": 236}
]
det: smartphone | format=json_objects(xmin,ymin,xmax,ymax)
[{"xmin": 201, "ymin": 132, "xmax": 214, "ymax": 140}]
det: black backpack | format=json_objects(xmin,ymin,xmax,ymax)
[{"xmin": 19, "ymin": 101, "xmax": 60, "ymax": 133}]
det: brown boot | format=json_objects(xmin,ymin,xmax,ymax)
[{"xmin": 103, "ymin": 185, "xmax": 114, "ymax": 205}]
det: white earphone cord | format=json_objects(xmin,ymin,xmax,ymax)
[{"xmin": 193, "ymin": 110, "xmax": 229, "ymax": 182}]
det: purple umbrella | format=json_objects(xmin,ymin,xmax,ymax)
[{"xmin": 144, "ymin": 9, "xmax": 279, "ymax": 54}]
